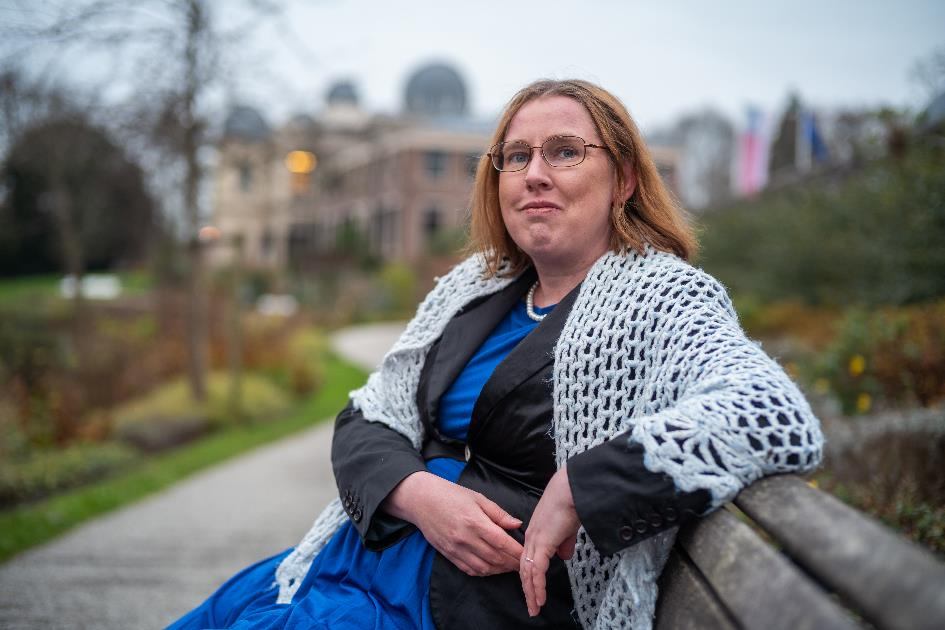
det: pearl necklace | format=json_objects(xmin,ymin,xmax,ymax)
[{"xmin": 525, "ymin": 281, "xmax": 546, "ymax": 322}]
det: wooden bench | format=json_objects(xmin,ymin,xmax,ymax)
[{"xmin": 655, "ymin": 475, "xmax": 945, "ymax": 629}]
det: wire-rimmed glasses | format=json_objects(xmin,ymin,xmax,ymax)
[{"xmin": 488, "ymin": 135, "xmax": 606, "ymax": 172}]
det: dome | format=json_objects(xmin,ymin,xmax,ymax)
[
  {"xmin": 326, "ymin": 81, "xmax": 359, "ymax": 107},
  {"xmin": 224, "ymin": 105, "xmax": 270, "ymax": 141},
  {"xmin": 403, "ymin": 62, "xmax": 468, "ymax": 118},
  {"xmin": 286, "ymin": 113, "xmax": 317, "ymax": 131}
]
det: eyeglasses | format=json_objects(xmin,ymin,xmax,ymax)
[{"xmin": 488, "ymin": 135, "xmax": 606, "ymax": 172}]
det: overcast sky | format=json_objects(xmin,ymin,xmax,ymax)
[
  {"xmin": 232, "ymin": 0, "xmax": 944, "ymax": 131},
  {"xmin": 3, "ymin": 1, "xmax": 943, "ymax": 133}
]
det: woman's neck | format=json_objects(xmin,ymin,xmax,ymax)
[{"xmin": 531, "ymin": 258, "xmax": 599, "ymax": 307}]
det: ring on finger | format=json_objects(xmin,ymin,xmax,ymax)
[{"xmin": 524, "ymin": 556, "xmax": 535, "ymax": 564}]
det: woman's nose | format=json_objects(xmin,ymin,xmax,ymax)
[{"xmin": 523, "ymin": 150, "xmax": 553, "ymax": 190}]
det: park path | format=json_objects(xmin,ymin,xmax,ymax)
[{"xmin": 0, "ymin": 322, "xmax": 405, "ymax": 630}]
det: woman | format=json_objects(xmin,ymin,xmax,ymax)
[{"xmin": 169, "ymin": 79, "xmax": 823, "ymax": 629}]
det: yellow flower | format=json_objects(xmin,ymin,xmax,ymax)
[
  {"xmin": 814, "ymin": 378, "xmax": 830, "ymax": 394},
  {"xmin": 856, "ymin": 392, "xmax": 872, "ymax": 413},
  {"xmin": 806, "ymin": 479, "xmax": 819, "ymax": 489},
  {"xmin": 848, "ymin": 354, "xmax": 866, "ymax": 377}
]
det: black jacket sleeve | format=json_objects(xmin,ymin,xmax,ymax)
[
  {"xmin": 331, "ymin": 401, "xmax": 428, "ymax": 550},
  {"xmin": 566, "ymin": 430, "xmax": 711, "ymax": 556}
]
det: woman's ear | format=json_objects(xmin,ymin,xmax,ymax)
[{"xmin": 619, "ymin": 160, "xmax": 637, "ymax": 204}]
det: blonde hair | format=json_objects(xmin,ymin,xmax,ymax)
[{"xmin": 467, "ymin": 79, "xmax": 698, "ymax": 276}]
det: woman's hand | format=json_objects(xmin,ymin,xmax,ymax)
[
  {"xmin": 384, "ymin": 471, "xmax": 524, "ymax": 577},
  {"xmin": 520, "ymin": 466, "xmax": 581, "ymax": 618}
]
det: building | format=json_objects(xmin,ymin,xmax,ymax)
[{"xmin": 211, "ymin": 64, "xmax": 681, "ymax": 269}]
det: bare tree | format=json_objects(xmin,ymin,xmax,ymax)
[
  {"xmin": 911, "ymin": 46, "xmax": 945, "ymax": 101},
  {"xmin": 2, "ymin": 0, "xmax": 282, "ymax": 402}
]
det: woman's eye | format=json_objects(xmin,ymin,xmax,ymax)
[
  {"xmin": 546, "ymin": 139, "xmax": 582, "ymax": 163},
  {"xmin": 506, "ymin": 151, "xmax": 529, "ymax": 164}
]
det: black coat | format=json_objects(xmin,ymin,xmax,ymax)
[{"xmin": 331, "ymin": 269, "xmax": 710, "ymax": 629}]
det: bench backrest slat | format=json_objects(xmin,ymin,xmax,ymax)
[
  {"xmin": 734, "ymin": 475, "xmax": 945, "ymax": 630},
  {"xmin": 656, "ymin": 550, "xmax": 738, "ymax": 630},
  {"xmin": 676, "ymin": 506, "xmax": 860, "ymax": 629}
]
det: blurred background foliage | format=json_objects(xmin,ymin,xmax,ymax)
[
  {"xmin": 700, "ymin": 142, "xmax": 945, "ymax": 307},
  {"xmin": 700, "ymin": 132, "xmax": 945, "ymax": 416}
]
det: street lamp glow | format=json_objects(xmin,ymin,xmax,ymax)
[
  {"xmin": 284, "ymin": 150, "xmax": 317, "ymax": 174},
  {"xmin": 198, "ymin": 225, "xmax": 222, "ymax": 243}
]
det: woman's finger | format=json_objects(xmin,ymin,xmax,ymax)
[
  {"xmin": 481, "ymin": 524, "xmax": 524, "ymax": 563},
  {"xmin": 520, "ymin": 553, "xmax": 538, "ymax": 616},
  {"xmin": 520, "ymin": 466, "xmax": 582, "ymax": 616},
  {"xmin": 529, "ymin": 552, "xmax": 549, "ymax": 609},
  {"xmin": 477, "ymin": 494, "xmax": 523, "ymax": 530}
]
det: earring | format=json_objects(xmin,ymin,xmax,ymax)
[{"xmin": 622, "ymin": 197, "xmax": 634, "ymax": 213}]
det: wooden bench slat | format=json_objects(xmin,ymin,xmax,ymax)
[
  {"xmin": 734, "ymin": 475, "xmax": 945, "ymax": 630},
  {"xmin": 656, "ymin": 549, "xmax": 738, "ymax": 630},
  {"xmin": 678, "ymin": 507, "xmax": 861, "ymax": 630}
]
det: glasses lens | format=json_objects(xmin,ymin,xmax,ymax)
[
  {"xmin": 543, "ymin": 136, "xmax": 585, "ymax": 167},
  {"xmin": 492, "ymin": 141, "xmax": 531, "ymax": 172}
]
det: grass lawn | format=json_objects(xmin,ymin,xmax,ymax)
[
  {"xmin": 0, "ymin": 271, "xmax": 153, "ymax": 308},
  {"xmin": 0, "ymin": 273, "xmax": 60, "ymax": 306},
  {"xmin": 0, "ymin": 352, "xmax": 367, "ymax": 564}
]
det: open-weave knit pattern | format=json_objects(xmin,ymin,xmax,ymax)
[
  {"xmin": 275, "ymin": 249, "xmax": 824, "ymax": 628},
  {"xmin": 552, "ymin": 251, "xmax": 823, "ymax": 627}
]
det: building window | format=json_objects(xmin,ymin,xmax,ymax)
[
  {"xmin": 238, "ymin": 161, "xmax": 253, "ymax": 193},
  {"xmin": 325, "ymin": 172, "xmax": 342, "ymax": 194},
  {"xmin": 371, "ymin": 205, "xmax": 399, "ymax": 257},
  {"xmin": 337, "ymin": 215, "xmax": 361, "ymax": 252},
  {"xmin": 261, "ymin": 228, "xmax": 273, "ymax": 258},
  {"xmin": 423, "ymin": 205, "xmax": 441, "ymax": 238},
  {"xmin": 424, "ymin": 151, "xmax": 447, "ymax": 179}
]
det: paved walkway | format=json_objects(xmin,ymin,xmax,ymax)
[{"xmin": 0, "ymin": 322, "xmax": 405, "ymax": 630}]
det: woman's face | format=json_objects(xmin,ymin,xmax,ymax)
[{"xmin": 498, "ymin": 95, "xmax": 625, "ymax": 272}]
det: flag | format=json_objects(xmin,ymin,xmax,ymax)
[
  {"xmin": 796, "ymin": 109, "xmax": 829, "ymax": 172},
  {"xmin": 736, "ymin": 106, "xmax": 769, "ymax": 197}
]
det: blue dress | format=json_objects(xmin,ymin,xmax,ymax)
[{"xmin": 168, "ymin": 300, "xmax": 555, "ymax": 630}]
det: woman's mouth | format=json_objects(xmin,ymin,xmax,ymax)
[{"xmin": 520, "ymin": 201, "xmax": 562, "ymax": 215}]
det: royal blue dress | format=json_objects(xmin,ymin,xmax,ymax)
[{"xmin": 168, "ymin": 300, "xmax": 555, "ymax": 630}]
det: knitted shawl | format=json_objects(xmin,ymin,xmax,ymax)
[{"xmin": 274, "ymin": 248, "xmax": 824, "ymax": 629}]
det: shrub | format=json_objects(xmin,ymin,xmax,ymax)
[
  {"xmin": 0, "ymin": 442, "xmax": 137, "ymax": 507},
  {"xmin": 814, "ymin": 301, "xmax": 945, "ymax": 413},
  {"xmin": 378, "ymin": 262, "xmax": 418, "ymax": 317},
  {"xmin": 818, "ymin": 423, "xmax": 945, "ymax": 555},
  {"xmin": 243, "ymin": 321, "xmax": 328, "ymax": 397},
  {"xmin": 699, "ymin": 142, "xmax": 945, "ymax": 307},
  {"xmin": 111, "ymin": 372, "xmax": 293, "ymax": 451},
  {"xmin": 734, "ymin": 296, "xmax": 839, "ymax": 351},
  {"xmin": 284, "ymin": 329, "xmax": 327, "ymax": 396}
]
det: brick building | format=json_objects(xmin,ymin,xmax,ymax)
[{"xmin": 211, "ymin": 64, "xmax": 681, "ymax": 269}]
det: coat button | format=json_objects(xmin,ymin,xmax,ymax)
[
  {"xmin": 649, "ymin": 513, "xmax": 663, "ymax": 528},
  {"xmin": 352, "ymin": 508, "xmax": 363, "ymax": 522},
  {"xmin": 664, "ymin": 507, "xmax": 678, "ymax": 522},
  {"xmin": 464, "ymin": 445, "xmax": 472, "ymax": 462},
  {"xmin": 619, "ymin": 526, "xmax": 634, "ymax": 542},
  {"xmin": 634, "ymin": 519, "xmax": 648, "ymax": 534}
]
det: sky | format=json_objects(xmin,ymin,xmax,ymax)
[
  {"xmin": 232, "ymin": 0, "xmax": 945, "ymax": 132},
  {"xmin": 2, "ymin": 0, "xmax": 943, "ymax": 134}
]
